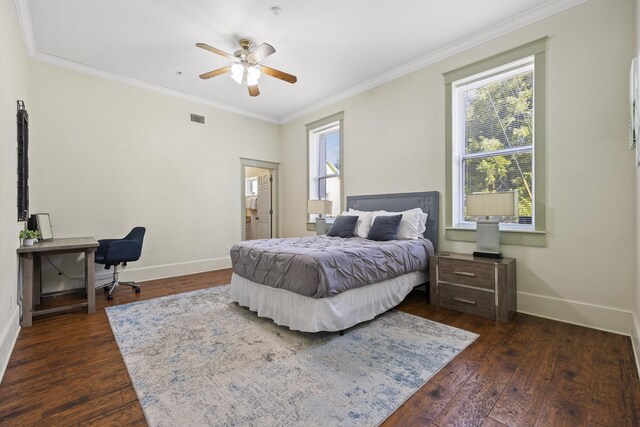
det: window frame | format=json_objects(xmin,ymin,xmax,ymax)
[
  {"xmin": 444, "ymin": 38, "xmax": 547, "ymax": 247},
  {"xmin": 314, "ymin": 124, "xmax": 340, "ymax": 205},
  {"xmin": 452, "ymin": 58, "xmax": 535, "ymax": 231},
  {"xmin": 306, "ymin": 112, "xmax": 344, "ymax": 226}
]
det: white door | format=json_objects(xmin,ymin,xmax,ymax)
[{"xmin": 257, "ymin": 173, "xmax": 271, "ymax": 239}]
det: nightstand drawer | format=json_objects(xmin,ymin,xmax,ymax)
[
  {"xmin": 438, "ymin": 258, "xmax": 494, "ymax": 290},
  {"xmin": 439, "ymin": 283, "xmax": 495, "ymax": 320}
]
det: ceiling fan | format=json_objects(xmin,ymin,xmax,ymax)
[{"xmin": 196, "ymin": 39, "xmax": 297, "ymax": 97}]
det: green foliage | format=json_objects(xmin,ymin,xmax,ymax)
[
  {"xmin": 463, "ymin": 70, "xmax": 534, "ymax": 221},
  {"xmin": 19, "ymin": 229, "xmax": 40, "ymax": 239}
]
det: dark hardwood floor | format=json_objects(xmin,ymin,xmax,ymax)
[{"xmin": 1, "ymin": 269, "xmax": 638, "ymax": 426}]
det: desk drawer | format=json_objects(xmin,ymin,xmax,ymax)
[
  {"xmin": 438, "ymin": 258, "xmax": 494, "ymax": 290},
  {"xmin": 439, "ymin": 283, "xmax": 495, "ymax": 320}
]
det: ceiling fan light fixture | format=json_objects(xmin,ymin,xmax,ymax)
[
  {"xmin": 231, "ymin": 63, "xmax": 261, "ymax": 86},
  {"xmin": 247, "ymin": 65, "xmax": 261, "ymax": 86},
  {"xmin": 230, "ymin": 63, "xmax": 244, "ymax": 84},
  {"xmin": 197, "ymin": 40, "xmax": 296, "ymax": 96}
]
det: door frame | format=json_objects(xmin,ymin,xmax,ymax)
[{"xmin": 240, "ymin": 158, "xmax": 280, "ymax": 241}]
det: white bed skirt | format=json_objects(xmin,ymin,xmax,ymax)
[{"xmin": 229, "ymin": 271, "xmax": 427, "ymax": 332}]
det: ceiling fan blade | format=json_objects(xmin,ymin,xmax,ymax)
[
  {"xmin": 195, "ymin": 43, "xmax": 237, "ymax": 61},
  {"xmin": 261, "ymin": 66, "xmax": 297, "ymax": 84},
  {"xmin": 199, "ymin": 66, "xmax": 231, "ymax": 79},
  {"xmin": 248, "ymin": 84, "xmax": 260, "ymax": 97},
  {"xmin": 248, "ymin": 43, "xmax": 275, "ymax": 63}
]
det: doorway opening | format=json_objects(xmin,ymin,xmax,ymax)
[{"xmin": 240, "ymin": 159, "xmax": 279, "ymax": 241}]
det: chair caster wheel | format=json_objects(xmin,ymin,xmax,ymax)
[
  {"xmin": 107, "ymin": 294, "xmax": 113, "ymax": 300},
  {"xmin": 135, "ymin": 287, "xmax": 141, "ymax": 294}
]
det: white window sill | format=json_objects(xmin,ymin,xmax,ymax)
[{"xmin": 445, "ymin": 226, "xmax": 546, "ymax": 247}]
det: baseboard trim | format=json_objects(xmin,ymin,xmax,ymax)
[
  {"xmin": 517, "ymin": 291, "xmax": 633, "ymax": 336},
  {"xmin": 109, "ymin": 257, "xmax": 232, "ymax": 285},
  {"xmin": 41, "ymin": 257, "xmax": 233, "ymax": 293},
  {"xmin": 0, "ymin": 307, "xmax": 21, "ymax": 383},
  {"xmin": 631, "ymin": 312, "xmax": 640, "ymax": 380}
]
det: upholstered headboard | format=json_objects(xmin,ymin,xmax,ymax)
[{"xmin": 346, "ymin": 191, "xmax": 440, "ymax": 250}]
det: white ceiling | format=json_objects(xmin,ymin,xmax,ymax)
[{"xmin": 21, "ymin": 0, "xmax": 583, "ymax": 123}]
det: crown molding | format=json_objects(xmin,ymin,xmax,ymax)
[
  {"xmin": 14, "ymin": 0, "xmax": 587, "ymax": 125},
  {"xmin": 13, "ymin": 1, "xmax": 279, "ymax": 124},
  {"xmin": 29, "ymin": 52, "xmax": 280, "ymax": 123},
  {"xmin": 279, "ymin": 0, "xmax": 587, "ymax": 123},
  {"xmin": 14, "ymin": 0, "xmax": 36, "ymax": 56}
]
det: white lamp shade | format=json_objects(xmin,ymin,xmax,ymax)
[
  {"xmin": 466, "ymin": 191, "xmax": 517, "ymax": 217},
  {"xmin": 307, "ymin": 199, "xmax": 333, "ymax": 215}
]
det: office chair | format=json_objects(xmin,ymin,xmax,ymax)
[{"xmin": 95, "ymin": 226, "xmax": 146, "ymax": 300}]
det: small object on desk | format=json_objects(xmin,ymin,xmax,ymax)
[
  {"xmin": 19, "ymin": 229, "xmax": 40, "ymax": 246},
  {"xmin": 17, "ymin": 237, "xmax": 99, "ymax": 327},
  {"xmin": 429, "ymin": 252, "xmax": 516, "ymax": 322},
  {"xmin": 35, "ymin": 213, "xmax": 54, "ymax": 241}
]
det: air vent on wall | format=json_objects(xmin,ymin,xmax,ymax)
[{"xmin": 190, "ymin": 113, "xmax": 205, "ymax": 124}]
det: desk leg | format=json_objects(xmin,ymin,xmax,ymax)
[
  {"xmin": 33, "ymin": 255, "xmax": 42, "ymax": 306},
  {"xmin": 22, "ymin": 254, "xmax": 33, "ymax": 327},
  {"xmin": 85, "ymin": 248, "xmax": 96, "ymax": 314}
]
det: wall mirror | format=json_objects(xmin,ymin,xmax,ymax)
[{"xmin": 36, "ymin": 213, "xmax": 53, "ymax": 241}]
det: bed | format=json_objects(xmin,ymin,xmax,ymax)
[{"xmin": 229, "ymin": 191, "xmax": 439, "ymax": 332}]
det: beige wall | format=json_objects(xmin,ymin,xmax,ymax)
[
  {"xmin": 280, "ymin": 0, "xmax": 637, "ymax": 333},
  {"xmin": 27, "ymin": 61, "xmax": 281, "ymax": 291},
  {"xmin": 634, "ymin": 0, "xmax": 640, "ymax": 372},
  {"xmin": 0, "ymin": 0, "xmax": 29, "ymax": 377}
]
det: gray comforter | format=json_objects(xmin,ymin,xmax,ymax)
[{"xmin": 230, "ymin": 236, "xmax": 434, "ymax": 298}]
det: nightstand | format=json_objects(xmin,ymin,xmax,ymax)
[{"xmin": 429, "ymin": 253, "xmax": 516, "ymax": 322}]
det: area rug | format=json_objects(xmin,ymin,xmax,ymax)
[{"xmin": 106, "ymin": 285, "xmax": 477, "ymax": 427}]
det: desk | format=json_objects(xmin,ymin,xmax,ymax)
[{"xmin": 17, "ymin": 237, "xmax": 99, "ymax": 327}]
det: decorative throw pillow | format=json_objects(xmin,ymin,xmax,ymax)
[
  {"xmin": 346, "ymin": 209, "xmax": 374, "ymax": 237},
  {"xmin": 367, "ymin": 214, "xmax": 403, "ymax": 241},
  {"xmin": 371, "ymin": 208, "xmax": 426, "ymax": 239},
  {"xmin": 327, "ymin": 215, "xmax": 359, "ymax": 238}
]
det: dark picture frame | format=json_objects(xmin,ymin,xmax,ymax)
[{"xmin": 17, "ymin": 100, "xmax": 29, "ymax": 222}]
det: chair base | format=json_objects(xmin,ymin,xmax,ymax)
[{"xmin": 96, "ymin": 265, "xmax": 141, "ymax": 300}]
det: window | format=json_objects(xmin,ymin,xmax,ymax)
[
  {"xmin": 245, "ymin": 177, "xmax": 258, "ymax": 196},
  {"xmin": 307, "ymin": 112, "xmax": 344, "ymax": 220},
  {"xmin": 453, "ymin": 58, "xmax": 534, "ymax": 228},
  {"xmin": 444, "ymin": 39, "xmax": 546, "ymax": 246}
]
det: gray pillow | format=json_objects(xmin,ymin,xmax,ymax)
[
  {"xmin": 367, "ymin": 214, "xmax": 402, "ymax": 241},
  {"xmin": 327, "ymin": 215, "xmax": 359, "ymax": 238}
]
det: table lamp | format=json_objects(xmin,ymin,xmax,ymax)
[
  {"xmin": 466, "ymin": 191, "xmax": 517, "ymax": 258},
  {"xmin": 307, "ymin": 199, "xmax": 333, "ymax": 235}
]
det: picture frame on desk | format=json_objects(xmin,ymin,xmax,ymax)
[{"xmin": 35, "ymin": 213, "xmax": 53, "ymax": 241}]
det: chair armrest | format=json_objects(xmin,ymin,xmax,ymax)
[
  {"xmin": 96, "ymin": 239, "xmax": 117, "ymax": 257},
  {"xmin": 102, "ymin": 239, "xmax": 142, "ymax": 265}
]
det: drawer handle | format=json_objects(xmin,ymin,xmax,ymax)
[
  {"xmin": 454, "ymin": 271, "xmax": 476, "ymax": 277},
  {"xmin": 454, "ymin": 297, "xmax": 477, "ymax": 305}
]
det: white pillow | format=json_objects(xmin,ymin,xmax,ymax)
[
  {"xmin": 418, "ymin": 212, "xmax": 428, "ymax": 235},
  {"xmin": 346, "ymin": 209, "xmax": 374, "ymax": 238},
  {"xmin": 371, "ymin": 208, "xmax": 425, "ymax": 239}
]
